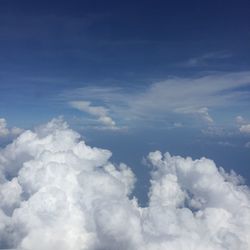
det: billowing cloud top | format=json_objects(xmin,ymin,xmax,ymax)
[
  {"xmin": 0, "ymin": 118, "xmax": 23, "ymax": 138},
  {"xmin": 0, "ymin": 118, "xmax": 250, "ymax": 250}
]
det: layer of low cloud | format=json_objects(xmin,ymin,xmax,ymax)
[
  {"xmin": 0, "ymin": 118, "xmax": 23, "ymax": 138},
  {"xmin": 63, "ymin": 71, "xmax": 250, "ymax": 127},
  {"xmin": 0, "ymin": 118, "xmax": 250, "ymax": 250},
  {"xmin": 70, "ymin": 101, "xmax": 117, "ymax": 129}
]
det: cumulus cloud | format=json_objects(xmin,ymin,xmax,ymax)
[
  {"xmin": 239, "ymin": 124, "xmax": 250, "ymax": 134},
  {"xmin": 70, "ymin": 101, "xmax": 117, "ymax": 129},
  {"xmin": 0, "ymin": 118, "xmax": 250, "ymax": 250},
  {"xmin": 0, "ymin": 118, "xmax": 23, "ymax": 138},
  {"xmin": 235, "ymin": 115, "xmax": 250, "ymax": 134},
  {"xmin": 235, "ymin": 115, "xmax": 246, "ymax": 125}
]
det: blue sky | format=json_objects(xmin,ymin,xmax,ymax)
[{"xmin": 1, "ymin": 0, "xmax": 250, "ymax": 204}]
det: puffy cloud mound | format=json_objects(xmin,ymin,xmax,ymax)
[
  {"xmin": 0, "ymin": 118, "xmax": 23, "ymax": 138},
  {"xmin": 0, "ymin": 118, "xmax": 250, "ymax": 250}
]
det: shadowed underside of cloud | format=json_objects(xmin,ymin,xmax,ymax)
[{"xmin": 0, "ymin": 118, "xmax": 250, "ymax": 250}]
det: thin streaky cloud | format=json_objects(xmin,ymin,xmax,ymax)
[{"xmin": 63, "ymin": 71, "xmax": 250, "ymax": 127}]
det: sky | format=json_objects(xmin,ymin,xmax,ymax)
[
  {"xmin": 0, "ymin": 0, "xmax": 250, "ymax": 192},
  {"xmin": 0, "ymin": 1, "xmax": 250, "ymax": 249},
  {"xmin": 1, "ymin": 0, "xmax": 250, "ymax": 200}
]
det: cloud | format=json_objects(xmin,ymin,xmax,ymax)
[
  {"xmin": 62, "ymin": 71, "xmax": 250, "ymax": 126},
  {"xmin": 0, "ymin": 118, "xmax": 250, "ymax": 249},
  {"xmin": 179, "ymin": 51, "xmax": 232, "ymax": 68},
  {"xmin": 0, "ymin": 118, "xmax": 23, "ymax": 138},
  {"xmin": 239, "ymin": 124, "xmax": 250, "ymax": 134},
  {"xmin": 245, "ymin": 142, "xmax": 250, "ymax": 148},
  {"xmin": 235, "ymin": 115, "xmax": 250, "ymax": 134},
  {"xmin": 217, "ymin": 141, "xmax": 235, "ymax": 147},
  {"xmin": 175, "ymin": 106, "xmax": 214, "ymax": 123},
  {"xmin": 69, "ymin": 101, "xmax": 117, "ymax": 129},
  {"xmin": 235, "ymin": 115, "xmax": 246, "ymax": 125}
]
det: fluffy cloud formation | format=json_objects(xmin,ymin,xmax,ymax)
[
  {"xmin": 0, "ymin": 118, "xmax": 250, "ymax": 250},
  {"xmin": 239, "ymin": 124, "xmax": 250, "ymax": 134},
  {"xmin": 70, "ymin": 101, "xmax": 117, "ymax": 129},
  {"xmin": 235, "ymin": 115, "xmax": 246, "ymax": 125},
  {"xmin": 235, "ymin": 116, "xmax": 250, "ymax": 134},
  {"xmin": 0, "ymin": 118, "xmax": 23, "ymax": 138}
]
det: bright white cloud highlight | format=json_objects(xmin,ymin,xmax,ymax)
[
  {"xmin": 0, "ymin": 118, "xmax": 23, "ymax": 138},
  {"xmin": 0, "ymin": 118, "xmax": 250, "ymax": 250},
  {"xmin": 70, "ymin": 101, "xmax": 117, "ymax": 129}
]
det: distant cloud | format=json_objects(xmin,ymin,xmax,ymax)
[
  {"xmin": 239, "ymin": 124, "xmax": 250, "ymax": 134},
  {"xmin": 235, "ymin": 115, "xmax": 250, "ymax": 134},
  {"xmin": 175, "ymin": 106, "xmax": 214, "ymax": 123},
  {"xmin": 180, "ymin": 51, "xmax": 232, "ymax": 68},
  {"xmin": 235, "ymin": 115, "xmax": 246, "ymax": 125},
  {"xmin": 1, "ymin": 118, "xmax": 250, "ymax": 249},
  {"xmin": 63, "ymin": 71, "xmax": 250, "ymax": 128},
  {"xmin": 69, "ymin": 101, "xmax": 117, "ymax": 129},
  {"xmin": 173, "ymin": 122, "xmax": 183, "ymax": 128},
  {"xmin": 245, "ymin": 141, "xmax": 250, "ymax": 148},
  {"xmin": 218, "ymin": 141, "xmax": 235, "ymax": 147},
  {"xmin": 0, "ymin": 118, "xmax": 23, "ymax": 138}
]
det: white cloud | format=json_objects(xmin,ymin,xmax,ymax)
[
  {"xmin": 62, "ymin": 71, "xmax": 250, "ymax": 126},
  {"xmin": 0, "ymin": 118, "xmax": 250, "ymax": 249},
  {"xmin": 239, "ymin": 124, "xmax": 250, "ymax": 134},
  {"xmin": 235, "ymin": 115, "xmax": 250, "ymax": 135},
  {"xmin": 218, "ymin": 141, "xmax": 235, "ymax": 147},
  {"xmin": 173, "ymin": 122, "xmax": 183, "ymax": 128},
  {"xmin": 245, "ymin": 142, "xmax": 250, "ymax": 148},
  {"xmin": 236, "ymin": 115, "xmax": 246, "ymax": 125},
  {"xmin": 180, "ymin": 51, "xmax": 232, "ymax": 67},
  {"xmin": 0, "ymin": 118, "xmax": 23, "ymax": 138},
  {"xmin": 70, "ymin": 101, "xmax": 117, "ymax": 129},
  {"xmin": 175, "ymin": 106, "xmax": 214, "ymax": 123}
]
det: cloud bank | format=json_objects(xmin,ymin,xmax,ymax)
[{"xmin": 0, "ymin": 118, "xmax": 250, "ymax": 250}]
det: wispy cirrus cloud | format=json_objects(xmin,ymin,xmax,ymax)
[
  {"xmin": 63, "ymin": 71, "xmax": 250, "ymax": 128},
  {"xmin": 179, "ymin": 51, "xmax": 232, "ymax": 68}
]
